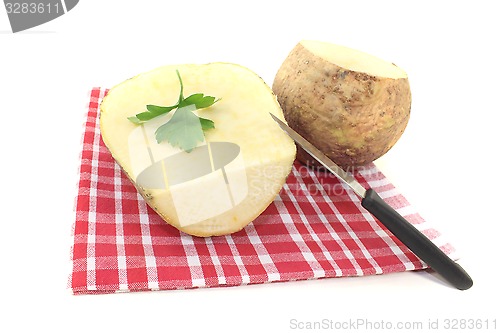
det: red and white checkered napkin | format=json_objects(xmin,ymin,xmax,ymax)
[{"xmin": 69, "ymin": 88, "xmax": 456, "ymax": 294}]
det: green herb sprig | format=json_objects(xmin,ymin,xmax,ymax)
[{"xmin": 128, "ymin": 70, "xmax": 219, "ymax": 152}]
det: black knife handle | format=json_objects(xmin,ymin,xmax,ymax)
[{"xmin": 361, "ymin": 188, "xmax": 473, "ymax": 290}]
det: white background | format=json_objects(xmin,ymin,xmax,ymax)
[{"xmin": 1, "ymin": 0, "xmax": 498, "ymax": 331}]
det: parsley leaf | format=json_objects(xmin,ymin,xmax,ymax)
[
  {"xmin": 199, "ymin": 117, "xmax": 215, "ymax": 131},
  {"xmin": 180, "ymin": 93, "xmax": 219, "ymax": 109},
  {"xmin": 155, "ymin": 105, "xmax": 204, "ymax": 152},
  {"xmin": 127, "ymin": 104, "xmax": 177, "ymax": 124},
  {"xmin": 128, "ymin": 70, "xmax": 219, "ymax": 152}
]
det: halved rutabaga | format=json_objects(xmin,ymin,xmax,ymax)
[{"xmin": 100, "ymin": 63, "xmax": 296, "ymax": 236}]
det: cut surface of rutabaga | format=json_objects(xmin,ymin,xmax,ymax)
[{"xmin": 100, "ymin": 63, "xmax": 296, "ymax": 236}]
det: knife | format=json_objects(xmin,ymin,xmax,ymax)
[{"xmin": 270, "ymin": 113, "xmax": 473, "ymax": 290}]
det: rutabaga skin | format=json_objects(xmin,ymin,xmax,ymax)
[{"xmin": 273, "ymin": 40, "xmax": 411, "ymax": 168}]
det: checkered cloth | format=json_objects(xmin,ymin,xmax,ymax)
[{"xmin": 69, "ymin": 88, "xmax": 456, "ymax": 294}]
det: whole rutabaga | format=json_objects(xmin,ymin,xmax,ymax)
[{"xmin": 273, "ymin": 40, "xmax": 411, "ymax": 168}]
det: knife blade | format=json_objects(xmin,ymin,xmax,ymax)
[{"xmin": 270, "ymin": 113, "xmax": 473, "ymax": 290}]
